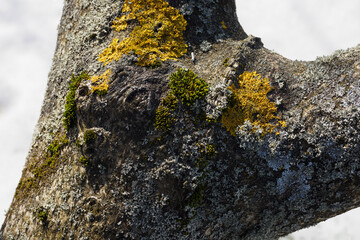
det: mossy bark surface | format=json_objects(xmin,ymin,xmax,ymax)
[{"xmin": 1, "ymin": 0, "xmax": 360, "ymax": 239}]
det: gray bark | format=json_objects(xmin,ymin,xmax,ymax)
[{"xmin": 1, "ymin": 0, "xmax": 360, "ymax": 239}]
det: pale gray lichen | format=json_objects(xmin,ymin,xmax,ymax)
[
  {"xmin": 203, "ymin": 82, "xmax": 231, "ymax": 120},
  {"xmin": 200, "ymin": 41, "xmax": 212, "ymax": 52},
  {"xmin": 180, "ymin": 2, "xmax": 195, "ymax": 16},
  {"xmin": 342, "ymin": 82, "xmax": 360, "ymax": 108}
]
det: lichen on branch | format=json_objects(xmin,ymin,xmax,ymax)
[
  {"xmin": 221, "ymin": 71, "xmax": 285, "ymax": 136},
  {"xmin": 99, "ymin": 0, "xmax": 188, "ymax": 67},
  {"xmin": 90, "ymin": 69, "xmax": 111, "ymax": 95}
]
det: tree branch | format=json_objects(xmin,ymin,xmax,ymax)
[{"xmin": 1, "ymin": 0, "xmax": 360, "ymax": 239}]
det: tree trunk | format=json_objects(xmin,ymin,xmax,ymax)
[{"xmin": 2, "ymin": 0, "xmax": 360, "ymax": 239}]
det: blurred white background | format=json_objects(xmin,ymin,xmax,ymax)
[
  {"xmin": 0, "ymin": 0, "xmax": 63, "ymax": 225},
  {"xmin": 0, "ymin": 0, "xmax": 359, "ymax": 239}
]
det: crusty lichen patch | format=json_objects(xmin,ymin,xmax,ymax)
[
  {"xmin": 99, "ymin": 0, "xmax": 187, "ymax": 67},
  {"xmin": 90, "ymin": 69, "xmax": 111, "ymax": 95},
  {"xmin": 221, "ymin": 71, "xmax": 285, "ymax": 136}
]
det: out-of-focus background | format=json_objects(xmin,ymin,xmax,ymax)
[{"xmin": 0, "ymin": 0, "xmax": 359, "ymax": 239}]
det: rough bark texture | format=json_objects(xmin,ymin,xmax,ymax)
[{"xmin": 1, "ymin": 0, "xmax": 360, "ymax": 239}]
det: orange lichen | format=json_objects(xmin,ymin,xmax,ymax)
[
  {"xmin": 99, "ymin": 0, "xmax": 188, "ymax": 67},
  {"xmin": 221, "ymin": 71, "xmax": 285, "ymax": 136},
  {"xmin": 90, "ymin": 69, "xmax": 111, "ymax": 95}
]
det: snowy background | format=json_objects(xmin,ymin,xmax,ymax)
[{"xmin": 0, "ymin": 0, "xmax": 359, "ymax": 239}]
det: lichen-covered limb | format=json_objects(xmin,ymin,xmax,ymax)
[
  {"xmin": 2, "ymin": 0, "xmax": 360, "ymax": 239},
  {"xmin": 231, "ymin": 41, "xmax": 360, "ymax": 237}
]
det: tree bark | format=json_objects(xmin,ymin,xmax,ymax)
[{"xmin": 1, "ymin": 0, "xmax": 360, "ymax": 239}]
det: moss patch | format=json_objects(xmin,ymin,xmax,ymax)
[
  {"xmin": 155, "ymin": 69, "xmax": 209, "ymax": 131},
  {"xmin": 84, "ymin": 129, "xmax": 96, "ymax": 144},
  {"xmin": 222, "ymin": 57, "xmax": 229, "ymax": 67},
  {"xmin": 37, "ymin": 208, "xmax": 48, "ymax": 224},
  {"xmin": 17, "ymin": 135, "xmax": 69, "ymax": 195},
  {"xmin": 169, "ymin": 69, "xmax": 209, "ymax": 107},
  {"xmin": 79, "ymin": 156, "xmax": 89, "ymax": 166},
  {"xmin": 155, "ymin": 105, "xmax": 175, "ymax": 131},
  {"xmin": 63, "ymin": 72, "xmax": 90, "ymax": 130}
]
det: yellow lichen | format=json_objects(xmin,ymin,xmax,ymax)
[
  {"xmin": 99, "ymin": 0, "xmax": 188, "ymax": 67},
  {"xmin": 221, "ymin": 21, "xmax": 227, "ymax": 29},
  {"xmin": 90, "ymin": 69, "xmax": 111, "ymax": 95},
  {"xmin": 221, "ymin": 71, "xmax": 285, "ymax": 136}
]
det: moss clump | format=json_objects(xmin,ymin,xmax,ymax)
[
  {"xmin": 63, "ymin": 72, "xmax": 90, "ymax": 130},
  {"xmin": 154, "ymin": 92, "xmax": 178, "ymax": 130},
  {"xmin": 155, "ymin": 105, "xmax": 175, "ymax": 131},
  {"xmin": 222, "ymin": 57, "xmax": 229, "ymax": 67},
  {"xmin": 161, "ymin": 91, "xmax": 178, "ymax": 111},
  {"xmin": 37, "ymin": 208, "xmax": 48, "ymax": 223},
  {"xmin": 84, "ymin": 129, "xmax": 96, "ymax": 144},
  {"xmin": 75, "ymin": 139, "xmax": 82, "ymax": 148},
  {"xmin": 17, "ymin": 136, "xmax": 68, "ymax": 194},
  {"xmin": 169, "ymin": 69, "xmax": 209, "ymax": 107},
  {"xmin": 47, "ymin": 140, "xmax": 61, "ymax": 160},
  {"xmin": 221, "ymin": 71, "xmax": 286, "ymax": 136},
  {"xmin": 60, "ymin": 134, "xmax": 69, "ymax": 146},
  {"xmin": 99, "ymin": 0, "xmax": 187, "ymax": 67},
  {"xmin": 155, "ymin": 69, "xmax": 210, "ymax": 131},
  {"xmin": 79, "ymin": 156, "xmax": 89, "ymax": 166},
  {"xmin": 32, "ymin": 139, "xmax": 62, "ymax": 179},
  {"xmin": 204, "ymin": 144, "xmax": 216, "ymax": 157}
]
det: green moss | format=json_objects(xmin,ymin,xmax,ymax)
[
  {"xmin": 155, "ymin": 105, "xmax": 175, "ymax": 131},
  {"xmin": 155, "ymin": 69, "xmax": 210, "ymax": 132},
  {"xmin": 17, "ymin": 135, "xmax": 68, "ymax": 195},
  {"xmin": 205, "ymin": 117, "xmax": 217, "ymax": 123},
  {"xmin": 187, "ymin": 184, "xmax": 205, "ymax": 208},
  {"xmin": 47, "ymin": 140, "xmax": 61, "ymax": 158},
  {"xmin": 60, "ymin": 134, "xmax": 70, "ymax": 146},
  {"xmin": 75, "ymin": 139, "xmax": 82, "ymax": 148},
  {"xmin": 37, "ymin": 208, "xmax": 48, "ymax": 223},
  {"xmin": 169, "ymin": 69, "xmax": 209, "ymax": 107},
  {"xmin": 162, "ymin": 91, "xmax": 178, "ymax": 111},
  {"xmin": 84, "ymin": 129, "xmax": 96, "ymax": 144},
  {"xmin": 223, "ymin": 57, "xmax": 229, "ymax": 67},
  {"xmin": 79, "ymin": 156, "xmax": 89, "ymax": 166},
  {"xmin": 63, "ymin": 91, "xmax": 76, "ymax": 130},
  {"xmin": 93, "ymin": 89, "xmax": 108, "ymax": 96},
  {"xmin": 63, "ymin": 72, "xmax": 90, "ymax": 130},
  {"xmin": 155, "ymin": 91, "xmax": 179, "ymax": 130}
]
